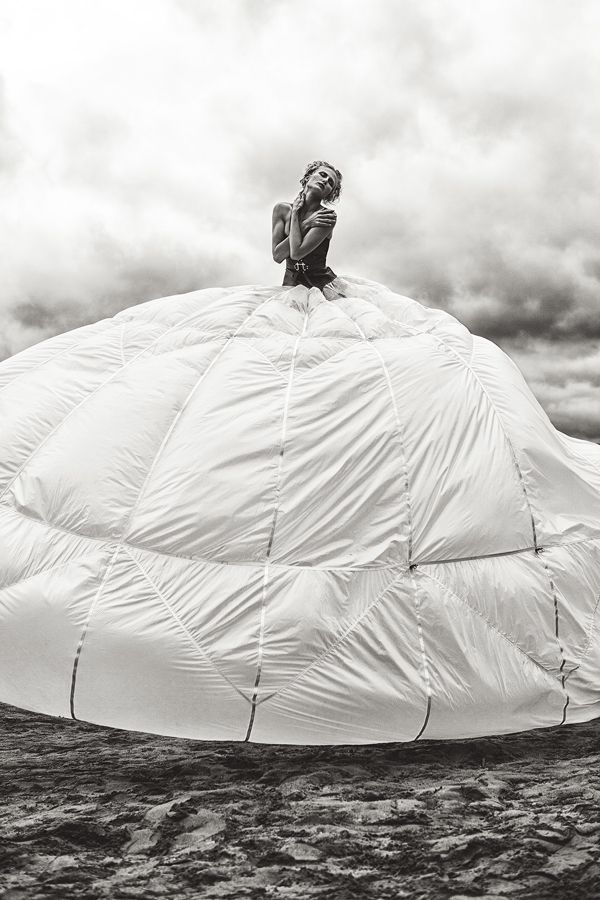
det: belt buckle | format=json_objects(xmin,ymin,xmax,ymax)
[{"xmin": 294, "ymin": 261, "xmax": 308, "ymax": 272}]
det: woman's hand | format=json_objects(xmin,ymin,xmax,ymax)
[
  {"xmin": 302, "ymin": 207, "xmax": 337, "ymax": 231},
  {"xmin": 291, "ymin": 190, "xmax": 305, "ymax": 214}
]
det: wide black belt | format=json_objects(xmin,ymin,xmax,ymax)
[
  {"xmin": 286, "ymin": 259, "xmax": 315, "ymax": 273},
  {"xmin": 284, "ymin": 258, "xmax": 336, "ymax": 290}
]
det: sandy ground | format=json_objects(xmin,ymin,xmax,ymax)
[{"xmin": 1, "ymin": 704, "xmax": 599, "ymax": 899}]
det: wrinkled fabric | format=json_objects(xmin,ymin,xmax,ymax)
[{"xmin": 0, "ymin": 274, "xmax": 599, "ymax": 744}]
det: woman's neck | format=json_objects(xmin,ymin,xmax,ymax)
[{"xmin": 302, "ymin": 187, "xmax": 323, "ymax": 214}]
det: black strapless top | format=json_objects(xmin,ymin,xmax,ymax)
[{"xmin": 283, "ymin": 218, "xmax": 337, "ymax": 290}]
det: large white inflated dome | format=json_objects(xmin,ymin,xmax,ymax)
[{"xmin": 0, "ymin": 274, "xmax": 599, "ymax": 744}]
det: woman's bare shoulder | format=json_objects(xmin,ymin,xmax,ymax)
[{"xmin": 272, "ymin": 200, "xmax": 292, "ymax": 218}]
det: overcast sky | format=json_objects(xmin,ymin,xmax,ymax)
[{"xmin": 0, "ymin": 0, "xmax": 598, "ymax": 439}]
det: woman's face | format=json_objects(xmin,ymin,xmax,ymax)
[{"xmin": 306, "ymin": 166, "xmax": 338, "ymax": 200}]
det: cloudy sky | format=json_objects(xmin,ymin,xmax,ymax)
[{"xmin": 0, "ymin": 0, "xmax": 599, "ymax": 439}]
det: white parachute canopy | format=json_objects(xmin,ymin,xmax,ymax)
[{"xmin": 0, "ymin": 274, "xmax": 599, "ymax": 744}]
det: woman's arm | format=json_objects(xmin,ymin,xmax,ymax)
[
  {"xmin": 272, "ymin": 203, "xmax": 290, "ymax": 263},
  {"xmin": 289, "ymin": 195, "xmax": 334, "ymax": 259},
  {"xmin": 289, "ymin": 215, "xmax": 333, "ymax": 259}
]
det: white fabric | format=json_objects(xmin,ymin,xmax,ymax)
[{"xmin": 0, "ymin": 274, "xmax": 599, "ymax": 744}]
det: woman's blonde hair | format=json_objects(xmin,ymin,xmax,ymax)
[{"xmin": 299, "ymin": 160, "xmax": 343, "ymax": 203}]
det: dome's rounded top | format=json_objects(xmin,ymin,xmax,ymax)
[{"xmin": 112, "ymin": 275, "xmax": 474, "ymax": 358}]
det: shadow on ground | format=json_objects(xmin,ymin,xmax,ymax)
[{"xmin": 1, "ymin": 704, "xmax": 599, "ymax": 898}]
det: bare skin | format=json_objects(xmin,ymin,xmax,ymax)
[{"xmin": 272, "ymin": 165, "xmax": 338, "ymax": 264}]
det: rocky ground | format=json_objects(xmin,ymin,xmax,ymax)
[{"xmin": 0, "ymin": 704, "xmax": 599, "ymax": 899}]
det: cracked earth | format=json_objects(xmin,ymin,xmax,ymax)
[{"xmin": 1, "ymin": 704, "xmax": 599, "ymax": 899}]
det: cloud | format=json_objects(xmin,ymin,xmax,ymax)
[
  {"xmin": 0, "ymin": 0, "xmax": 598, "ymax": 436},
  {"xmin": 501, "ymin": 338, "xmax": 600, "ymax": 441}
]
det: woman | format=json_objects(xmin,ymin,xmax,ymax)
[{"xmin": 271, "ymin": 160, "xmax": 342, "ymax": 291}]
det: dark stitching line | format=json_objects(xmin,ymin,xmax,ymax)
[
  {"xmin": 2, "ymin": 503, "xmax": 599, "ymax": 572},
  {"xmin": 537, "ymin": 551, "xmax": 570, "ymax": 725},
  {"xmin": 417, "ymin": 546, "xmax": 537, "ymax": 566},
  {"xmin": 70, "ymin": 545, "xmax": 120, "ymax": 719},
  {"xmin": 409, "ymin": 571, "xmax": 433, "ymax": 740},
  {"xmin": 244, "ymin": 305, "xmax": 309, "ymax": 741},
  {"xmin": 413, "ymin": 696, "xmax": 432, "ymax": 741}
]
